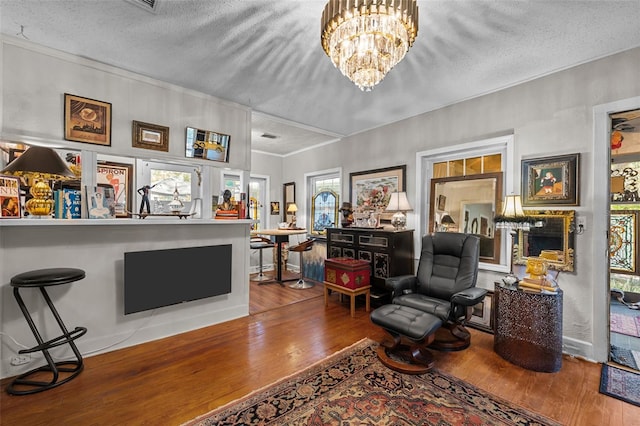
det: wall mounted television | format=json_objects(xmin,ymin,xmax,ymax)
[{"xmin": 124, "ymin": 244, "xmax": 232, "ymax": 315}]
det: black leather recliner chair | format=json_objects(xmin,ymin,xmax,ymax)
[{"xmin": 386, "ymin": 232, "xmax": 486, "ymax": 351}]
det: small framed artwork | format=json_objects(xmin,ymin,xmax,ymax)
[
  {"xmin": 270, "ymin": 201, "xmax": 280, "ymax": 215},
  {"xmin": 132, "ymin": 121, "xmax": 169, "ymax": 152},
  {"xmin": 521, "ymin": 153, "xmax": 579, "ymax": 206},
  {"xmin": 350, "ymin": 165, "xmax": 406, "ymax": 221},
  {"xmin": 468, "ymin": 291, "xmax": 494, "ymax": 333},
  {"xmin": 64, "ymin": 93, "xmax": 112, "ymax": 146},
  {"xmin": 185, "ymin": 126, "xmax": 230, "ymax": 163},
  {"xmin": 0, "ymin": 175, "xmax": 21, "ymax": 218},
  {"xmin": 437, "ymin": 194, "xmax": 446, "ymax": 211},
  {"xmin": 96, "ymin": 162, "xmax": 133, "ymax": 218}
]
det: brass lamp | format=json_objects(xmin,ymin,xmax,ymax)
[
  {"xmin": 386, "ymin": 192, "xmax": 412, "ymax": 230},
  {"xmin": 1, "ymin": 146, "xmax": 76, "ymax": 217},
  {"xmin": 287, "ymin": 202, "xmax": 298, "ymax": 227},
  {"xmin": 493, "ymin": 194, "xmax": 536, "ymax": 285}
]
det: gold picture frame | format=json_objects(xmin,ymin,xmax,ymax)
[
  {"xmin": 64, "ymin": 93, "xmax": 112, "ymax": 146},
  {"xmin": 521, "ymin": 153, "xmax": 579, "ymax": 206},
  {"xmin": 132, "ymin": 120, "xmax": 169, "ymax": 152},
  {"xmin": 350, "ymin": 165, "xmax": 406, "ymax": 221}
]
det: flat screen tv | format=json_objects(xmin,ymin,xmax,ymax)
[{"xmin": 124, "ymin": 244, "xmax": 232, "ymax": 315}]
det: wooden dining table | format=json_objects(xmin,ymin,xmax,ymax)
[{"xmin": 251, "ymin": 228, "xmax": 307, "ymax": 283}]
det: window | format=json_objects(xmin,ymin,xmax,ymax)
[
  {"xmin": 305, "ymin": 168, "xmax": 342, "ymax": 235},
  {"xmin": 417, "ymin": 135, "xmax": 513, "ymax": 273}
]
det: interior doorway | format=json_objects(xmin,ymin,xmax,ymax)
[{"xmin": 609, "ymin": 108, "xmax": 640, "ymax": 372}]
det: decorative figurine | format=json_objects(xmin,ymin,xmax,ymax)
[{"xmin": 137, "ymin": 183, "xmax": 157, "ymax": 214}]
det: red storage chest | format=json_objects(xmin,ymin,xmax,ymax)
[{"xmin": 324, "ymin": 257, "xmax": 370, "ymax": 289}]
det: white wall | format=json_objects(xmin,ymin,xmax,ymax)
[
  {"xmin": 283, "ymin": 47, "xmax": 640, "ymax": 362},
  {"xmin": 0, "ymin": 37, "xmax": 255, "ymax": 379},
  {"xmin": 1, "ymin": 37, "xmax": 251, "ymax": 171}
]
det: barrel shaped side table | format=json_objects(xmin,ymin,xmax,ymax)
[{"xmin": 493, "ymin": 282, "xmax": 563, "ymax": 373}]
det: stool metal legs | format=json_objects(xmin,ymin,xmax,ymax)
[
  {"xmin": 289, "ymin": 251, "xmax": 315, "ymax": 289},
  {"xmin": 7, "ymin": 287, "xmax": 87, "ymax": 395},
  {"xmin": 253, "ymin": 247, "xmax": 274, "ymax": 283}
]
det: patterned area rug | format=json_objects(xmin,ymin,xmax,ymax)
[
  {"xmin": 610, "ymin": 345, "xmax": 640, "ymax": 370},
  {"xmin": 183, "ymin": 338, "xmax": 560, "ymax": 425},
  {"xmin": 600, "ymin": 364, "xmax": 640, "ymax": 407},
  {"xmin": 610, "ymin": 313, "xmax": 640, "ymax": 337}
]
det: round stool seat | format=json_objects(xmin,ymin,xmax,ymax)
[{"xmin": 11, "ymin": 268, "xmax": 86, "ymax": 288}]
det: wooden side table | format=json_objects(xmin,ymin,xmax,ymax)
[
  {"xmin": 493, "ymin": 282, "xmax": 563, "ymax": 372},
  {"xmin": 323, "ymin": 281, "xmax": 371, "ymax": 317}
]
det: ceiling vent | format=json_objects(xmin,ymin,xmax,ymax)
[
  {"xmin": 261, "ymin": 133, "xmax": 278, "ymax": 139},
  {"xmin": 125, "ymin": 0, "xmax": 159, "ymax": 13}
]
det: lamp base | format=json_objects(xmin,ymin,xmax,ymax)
[{"xmin": 391, "ymin": 211, "xmax": 406, "ymax": 231}]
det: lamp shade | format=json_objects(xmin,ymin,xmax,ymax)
[
  {"xmin": 1, "ymin": 146, "xmax": 75, "ymax": 179},
  {"xmin": 500, "ymin": 195, "xmax": 525, "ymax": 218},
  {"xmin": 441, "ymin": 214, "xmax": 455, "ymax": 225},
  {"xmin": 287, "ymin": 203, "xmax": 298, "ymax": 213},
  {"xmin": 386, "ymin": 192, "xmax": 412, "ymax": 212}
]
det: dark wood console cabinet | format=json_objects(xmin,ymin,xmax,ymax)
[{"xmin": 326, "ymin": 227, "xmax": 414, "ymax": 302}]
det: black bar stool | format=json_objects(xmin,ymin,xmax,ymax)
[
  {"xmin": 250, "ymin": 236, "xmax": 276, "ymax": 284},
  {"xmin": 7, "ymin": 268, "xmax": 87, "ymax": 395}
]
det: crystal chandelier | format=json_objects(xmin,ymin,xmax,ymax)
[{"xmin": 321, "ymin": 0, "xmax": 419, "ymax": 91}]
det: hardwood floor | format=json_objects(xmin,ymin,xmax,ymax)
[{"xmin": 2, "ymin": 287, "xmax": 639, "ymax": 425}]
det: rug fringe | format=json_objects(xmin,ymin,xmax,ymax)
[{"xmin": 181, "ymin": 337, "xmax": 376, "ymax": 426}]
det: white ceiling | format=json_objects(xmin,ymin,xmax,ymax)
[{"xmin": 2, "ymin": 0, "xmax": 640, "ymax": 156}]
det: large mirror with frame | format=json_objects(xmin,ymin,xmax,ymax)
[
  {"xmin": 429, "ymin": 172, "xmax": 503, "ymax": 264},
  {"xmin": 513, "ymin": 210, "xmax": 575, "ymax": 271},
  {"xmin": 283, "ymin": 182, "xmax": 295, "ymax": 222}
]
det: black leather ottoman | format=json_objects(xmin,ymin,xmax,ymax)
[{"xmin": 371, "ymin": 304, "xmax": 442, "ymax": 374}]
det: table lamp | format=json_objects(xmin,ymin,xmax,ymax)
[
  {"xmin": 386, "ymin": 192, "xmax": 412, "ymax": 230},
  {"xmin": 287, "ymin": 202, "xmax": 298, "ymax": 227},
  {"xmin": 494, "ymin": 194, "xmax": 535, "ymax": 284},
  {"xmin": 1, "ymin": 146, "xmax": 76, "ymax": 217},
  {"xmin": 440, "ymin": 214, "xmax": 456, "ymax": 231}
]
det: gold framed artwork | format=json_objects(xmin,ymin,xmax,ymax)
[
  {"xmin": 132, "ymin": 121, "xmax": 170, "ymax": 152},
  {"xmin": 521, "ymin": 153, "xmax": 579, "ymax": 206},
  {"xmin": 64, "ymin": 93, "xmax": 112, "ymax": 146},
  {"xmin": 349, "ymin": 165, "xmax": 406, "ymax": 221},
  {"xmin": 97, "ymin": 162, "xmax": 133, "ymax": 218}
]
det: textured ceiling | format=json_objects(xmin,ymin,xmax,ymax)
[{"xmin": 2, "ymin": 0, "xmax": 640, "ymax": 156}]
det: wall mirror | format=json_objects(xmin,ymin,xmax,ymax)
[
  {"xmin": 514, "ymin": 210, "xmax": 575, "ymax": 271},
  {"xmin": 429, "ymin": 172, "xmax": 503, "ymax": 265},
  {"xmin": 283, "ymin": 181, "xmax": 295, "ymax": 222}
]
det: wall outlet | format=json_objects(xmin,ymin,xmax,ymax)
[
  {"xmin": 10, "ymin": 355, "xmax": 31, "ymax": 366},
  {"xmin": 576, "ymin": 216, "xmax": 586, "ymax": 230}
]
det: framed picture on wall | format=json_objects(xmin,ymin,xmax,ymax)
[
  {"xmin": 350, "ymin": 165, "xmax": 406, "ymax": 221},
  {"xmin": 185, "ymin": 126, "xmax": 230, "ymax": 163},
  {"xmin": 521, "ymin": 153, "xmax": 579, "ymax": 206},
  {"xmin": 132, "ymin": 121, "xmax": 169, "ymax": 152},
  {"xmin": 64, "ymin": 93, "xmax": 112, "ymax": 146}
]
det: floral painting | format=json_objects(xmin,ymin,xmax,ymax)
[{"xmin": 350, "ymin": 165, "xmax": 406, "ymax": 221}]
